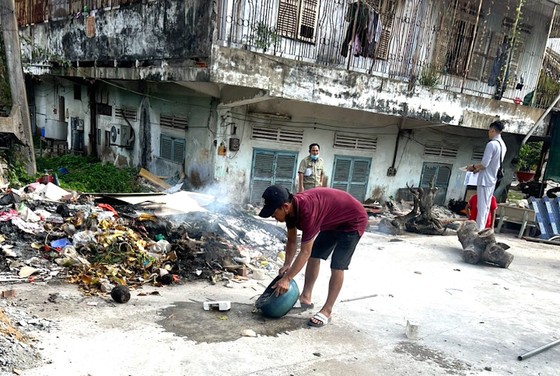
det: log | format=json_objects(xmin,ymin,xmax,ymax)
[{"xmin": 457, "ymin": 220, "xmax": 513, "ymax": 268}]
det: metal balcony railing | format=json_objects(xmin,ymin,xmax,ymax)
[{"xmin": 15, "ymin": 0, "xmax": 548, "ymax": 103}]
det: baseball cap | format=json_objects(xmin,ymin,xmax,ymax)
[{"xmin": 258, "ymin": 185, "xmax": 290, "ymax": 218}]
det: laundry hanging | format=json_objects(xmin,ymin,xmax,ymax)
[{"xmin": 341, "ymin": 1, "xmax": 382, "ymax": 59}]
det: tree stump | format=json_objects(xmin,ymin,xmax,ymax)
[
  {"xmin": 390, "ymin": 182, "xmax": 445, "ymax": 235},
  {"xmin": 456, "ymin": 220, "xmax": 513, "ymax": 268}
]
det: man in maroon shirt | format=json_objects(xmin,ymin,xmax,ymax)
[{"xmin": 258, "ymin": 185, "xmax": 368, "ymax": 327}]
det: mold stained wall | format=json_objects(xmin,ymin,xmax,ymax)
[
  {"xmin": 219, "ymin": 106, "xmax": 403, "ymax": 201},
  {"xmin": 23, "ymin": 0, "xmax": 214, "ymax": 63}
]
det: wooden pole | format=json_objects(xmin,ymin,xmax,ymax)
[{"xmin": 1, "ymin": 0, "xmax": 36, "ymax": 175}]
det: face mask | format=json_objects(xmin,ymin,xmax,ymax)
[{"xmin": 310, "ymin": 155, "xmax": 319, "ymax": 161}]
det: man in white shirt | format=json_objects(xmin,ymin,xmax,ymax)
[{"xmin": 467, "ymin": 120, "xmax": 507, "ymax": 231}]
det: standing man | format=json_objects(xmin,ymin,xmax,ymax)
[
  {"xmin": 258, "ymin": 185, "xmax": 368, "ymax": 327},
  {"xmin": 467, "ymin": 120, "xmax": 507, "ymax": 231},
  {"xmin": 298, "ymin": 143, "xmax": 324, "ymax": 192}
]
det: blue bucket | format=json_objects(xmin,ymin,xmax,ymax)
[{"xmin": 255, "ymin": 274, "xmax": 299, "ymax": 318}]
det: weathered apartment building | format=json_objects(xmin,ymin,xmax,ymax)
[{"xmin": 13, "ymin": 0, "xmax": 560, "ymax": 204}]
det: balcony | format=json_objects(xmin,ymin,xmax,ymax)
[{"xmin": 216, "ymin": 0, "xmax": 554, "ymax": 104}]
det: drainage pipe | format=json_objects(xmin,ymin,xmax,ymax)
[{"xmin": 517, "ymin": 338, "xmax": 560, "ymax": 361}]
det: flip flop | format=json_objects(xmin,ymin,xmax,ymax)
[
  {"xmin": 299, "ymin": 302, "xmax": 314, "ymax": 310},
  {"xmin": 308, "ymin": 312, "xmax": 331, "ymax": 327}
]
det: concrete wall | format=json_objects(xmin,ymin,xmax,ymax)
[{"xmin": 20, "ymin": 0, "xmax": 214, "ymax": 64}]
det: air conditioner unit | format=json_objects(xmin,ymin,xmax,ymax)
[{"xmin": 110, "ymin": 124, "xmax": 133, "ymax": 147}]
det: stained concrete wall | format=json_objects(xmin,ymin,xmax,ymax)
[
  {"xmin": 21, "ymin": 0, "xmax": 214, "ymax": 64},
  {"xmin": 211, "ymin": 46, "xmax": 546, "ymax": 136}
]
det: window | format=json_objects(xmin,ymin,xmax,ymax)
[
  {"xmin": 434, "ymin": 0, "xmax": 479, "ymax": 76},
  {"xmin": 419, "ymin": 163, "xmax": 452, "ymax": 206},
  {"xmin": 371, "ymin": 0, "xmax": 397, "ymax": 60},
  {"xmin": 250, "ymin": 150, "xmax": 298, "ymax": 203},
  {"xmin": 332, "ymin": 156, "xmax": 371, "ymax": 202},
  {"xmin": 277, "ymin": 0, "xmax": 319, "ymax": 43},
  {"xmin": 160, "ymin": 135, "xmax": 185, "ymax": 164}
]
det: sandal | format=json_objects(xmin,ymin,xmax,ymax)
[
  {"xmin": 299, "ymin": 302, "xmax": 314, "ymax": 310},
  {"xmin": 308, "ymin": 312, "xmax": 331, "ymax": 327}
]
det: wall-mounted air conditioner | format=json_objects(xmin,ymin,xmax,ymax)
[{"xmin": 110, "ymin": 123, "xmax": 133, "ymax": 148}]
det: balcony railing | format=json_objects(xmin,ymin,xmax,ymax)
[
  {"xmin": 217, "ymin": 0, "xmax": 546, "ymax": 103},
  {"xmin": 15, "ymin": 0, "xmax": 550, "ymax": 105}
]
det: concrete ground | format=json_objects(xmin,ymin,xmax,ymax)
[{"xmin": 5, "ymin": 226, "xmax": 560, "ymax": 376}]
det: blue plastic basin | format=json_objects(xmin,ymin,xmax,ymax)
[{"xmin": 255, "ymin": 274, "xmax": 299, "ymax": 318}]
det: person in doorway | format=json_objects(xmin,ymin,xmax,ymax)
[
  {"xmin": 467, "ymin": 120, "xmax": 507, "ymax": 231},
  {"xmin": 466, "ymin": 194, "xmax": 498, "ymax": 229},
  {"xmin": 258, "ymin": 185, "xmax": 368, "ymax": 327},
  {"xmin": 298, "ymin": 143, "xmax": 324, "ymax": 192}
]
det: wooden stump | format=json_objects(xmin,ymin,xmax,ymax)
[{"xmin": 457, "ymin": 220, "xmax": 513, "ymax": 268}]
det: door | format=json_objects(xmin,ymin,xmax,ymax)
[
  {"xmin": 331, "ymin": 156, "xmax": 371, "ymax": 202},
  {"xmin": 249, "ymin": 149, "xmax": 298, "ymax": 203},
  {"xmin": 419, "ymin": 163, "xmax": 452, "ymax": 205}
]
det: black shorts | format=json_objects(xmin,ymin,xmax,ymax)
[{"xmin": 310, "ymin": 230, "xmax": 361, "ymax": 270}]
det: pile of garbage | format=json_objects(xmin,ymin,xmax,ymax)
[{"xmin": 0, "ymin": 181, "xmax": 287, "ymax": 295}]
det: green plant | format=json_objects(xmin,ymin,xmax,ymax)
[
  {"xmin": 36, "ymin": 155, "xmax": 142, "ymax": 193},
  {"xmin": 517, "ymin": 141, "xmax": 542, "ymax": 171},
  {"xmin": 418, "ymin": 65, "xmax": 441, "ymax": 88},
  {"xmin": 254, "ymin": 22, "xmax": 280, "ymax": 52}
]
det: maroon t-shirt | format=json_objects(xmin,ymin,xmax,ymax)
[{"xmin": 287, "ymin": 187, "xmax": 368, "ymax": 243}]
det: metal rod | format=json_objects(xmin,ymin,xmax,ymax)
[
  {"xmin": 518, "ymin": 338, "xmax": 560, "ymax": 361},
  {"xmin": 340, "ymin": 294, "xmax": 378, "ymax": 303}
]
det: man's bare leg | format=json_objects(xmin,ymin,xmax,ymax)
[
  {"xmin": 310, "ymin": 269, "xmax": 344, "ymax": 324},
  {"xmin": 300, "ymin": 258, "xmax": 320, "ymax": 305}
]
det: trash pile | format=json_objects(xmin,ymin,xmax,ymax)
[{"xmin": 0, "ymin": 181, "xmax": 287, "ymax": 295}]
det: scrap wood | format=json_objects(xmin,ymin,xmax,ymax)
[{"xmin": 139, "ymin": 168, "xmax": 171, "ymax": 190}]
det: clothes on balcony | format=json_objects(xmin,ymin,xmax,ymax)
[
  {"xmin": 341, "ymin": 2, "xmax": 381, "ymax": 59},
  {"xmin": 488, "ymin": 37, "xmax": 511, "ymax": 87}
]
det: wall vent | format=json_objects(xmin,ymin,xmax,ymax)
[
  {"xmin": 424, "ymin": 144, "xmax": 458, "ymax": 158},
  {"xmin": 251, "ymin": 125, "xmax": 303, "ymax": 145},
  {"xmin": 161, "ymin": 114, "xmax": 189, "ymax": 130},
  {"xmin": 115, "ymin": 107, "xmax": 137, "ymax": 122},
  {"xmin": 472, "ymin": 149, "xmax": 484, "ymax": 160},
  {"xmin": 334, "ymin": 133, "xmax": 377, "ymax": 151}
]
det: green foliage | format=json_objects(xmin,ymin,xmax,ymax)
[
  {"xmin": 418, "ymin": 65, "xmax": 441, "ymax": 88},
  {"xmin": 518, "ymin": 142, "xmax": 542, "ymax": 171},
  {"xmin": 535, "ymin": 69, "xmax": 560, "ymax": 107},
  {"xmin": 36, "ymin": 155, "xmax": 142, "ymax": 193},
  {"xmin": 254, "ymin": 22, "xmax": 280, "ymax": 51}
]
